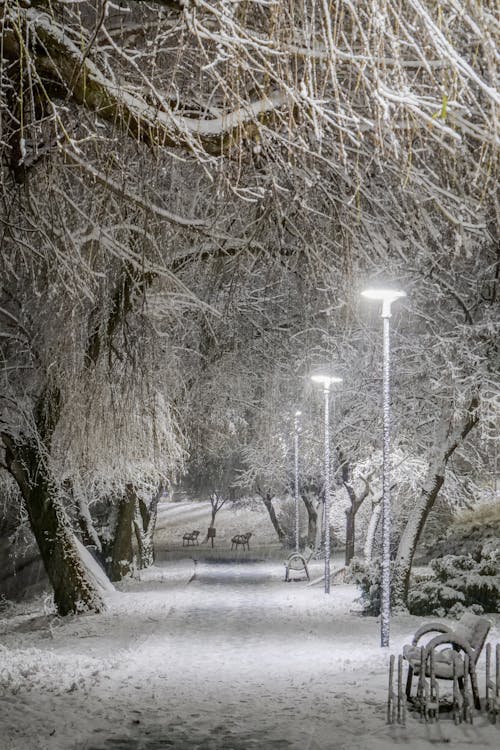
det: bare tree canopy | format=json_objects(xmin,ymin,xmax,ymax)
[{"xmin": 0, "ymin": 0, "xmax": 498, "ymax": 613}]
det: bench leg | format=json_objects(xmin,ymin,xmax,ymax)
[
  {"xmin": 469, "ymin": 670, "xmax": 481, "ymax": 710},
  {"xmin": 405, "ymin": 664, "xmax": 414, "ymax": 701}
]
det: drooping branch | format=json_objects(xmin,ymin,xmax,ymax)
[{"xmin": 4, "ymin": 6, "xmax": 290, "ymax": 155}]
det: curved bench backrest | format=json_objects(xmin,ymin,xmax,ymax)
[
  {"xmin": 454, "ymin": 613, "xmax": 491, "ymax": 663},
  {"xmin": 303, "ymin": 545, "xmax": 314, "ymax": 562}
]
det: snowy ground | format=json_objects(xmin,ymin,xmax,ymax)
[{"xmin": 1, "ymin": 503, "xmax": 500, "ymax": 750}]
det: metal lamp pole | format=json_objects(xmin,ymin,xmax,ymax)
[
  {"xmin": 311, "ymin": 373, "xmax": 342, "ymax": 594},
  {"xmin": 322, "ymin": 383, "xmax": 331, "ymax": 593},
  {"xmin": 294, "ymin": 410, "xmax": 301, "ymax": 553},
  {"xmin": 361, "ymin": 287, "xmax": 405, "ymax": 647}
]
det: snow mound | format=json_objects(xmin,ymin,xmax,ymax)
[{"xmin": 0, "ymin": 645, "xmax": 115, "ymax": 695}]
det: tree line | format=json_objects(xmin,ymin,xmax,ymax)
[{"xmin": 0, "ymin": 0, "xmax": 497, "ymax": 613}]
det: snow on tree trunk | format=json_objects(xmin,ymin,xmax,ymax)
[
  {"xmin": 364, "ymin": 501, "xmax": 381, "ymax": 563},
  {"xmin": 133, "ymin": 491, "xmax": 160, "ymax": 570},
  {"xmin": 109, "ymin": 484, "xmax": 137, "ymax": 581},
  {"xmin": 392, "ymin": 398, "xmax": 479, "ymax": 608},
  {"xmin": 2, "ymin": 436, "xmax": 104, "ymax": 616},
  {"xmin": 76, "ymin": 494, "xmax": 102, "ymax": 554}
]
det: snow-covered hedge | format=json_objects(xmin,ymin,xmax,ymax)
[{"xmin": 407, "ymin": 541, "xmax": 500, "ymax": 616}]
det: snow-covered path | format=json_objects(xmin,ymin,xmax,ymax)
[{"xmin": 1, "ymin": 558, "xmax": 499, "ymax": 750}]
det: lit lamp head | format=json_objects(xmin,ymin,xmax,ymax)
[
  {"xmin": 311, "ymin": 373, "xmax": 343, "ymax": 391},
  {"xmin": 361, "ymin": 287, "xmax": 406, "ymax": 318}
]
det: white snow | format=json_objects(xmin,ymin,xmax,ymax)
[
  {"xmin": 74, "ymin": 537, "xmax": 116, "ymax": 595},
  {"xmin": 1, "ymin": 504, "xmax": 499, "ymax": 750}
]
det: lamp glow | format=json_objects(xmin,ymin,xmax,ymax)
[
  {"xmin": 361, "ymin": 288, "xmax": 406, "ymax": 302},
  {"xmin": 311, "ymin": 374, "xmax": 343, "ymax": 386},
  {"xmin": 361, "ymin": 288, "xmax": 406, "ymax": 318}
]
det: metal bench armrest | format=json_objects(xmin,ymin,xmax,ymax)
[
  {"xmin": 423, "ymin": 634, "xmax": 476, "ymax": 664},
  {"xmin": 412, "ymin": 622, "xmax": 452, "ymax": 646}
]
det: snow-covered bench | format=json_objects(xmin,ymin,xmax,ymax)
[
  {"xmin": 403, "ymin": 612, "xmax": 491, "ymax": 713},
  {"xmin": 231, "ymin": 532, "xmax": 252, "ymax": 551},
  {"xmin": 284, "ymin": 546, "xmax": 314, "ymax": 582},
  {"xmin": 182, "ymin": 530, "xmax": 200, "ymax": 546}
]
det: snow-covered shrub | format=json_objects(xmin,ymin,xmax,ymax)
[
  {"xmin": 432, "ymin": 554, "xmax": 477, "ymax": 580},
  {"xmin": 407, "ymin": 545, "xmax": 500, "ymax": 615},
  {"xmin": 407, "ymin": 581, "xmax": 465, "ymax": 617},
  {"xmin": 349, "ymin": 557, "xmax": 384, "ymax": 615}
]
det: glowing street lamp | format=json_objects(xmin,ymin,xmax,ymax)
[
  {"xmin": 311, "ymin": 373, "xmax": 343, "ymax": 594},
  {"xmin": 294, "ymin": 410, "xmax": 302, "ymax": 553},
  {"xmin": 361, "ymin": 286, "xmax": 406, "ymax": 647}
]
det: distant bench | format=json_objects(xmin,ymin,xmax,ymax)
[
  {"xmin": 182, "ymin": 530, "xmax": 200, "ymax": 546},
  {"xmin": 231, "ymin": 532, "xmax": 252, "ymax": 551},
  {"xmin": 284, "ymin": 546, "xmax": 314, "ymax": 582}
]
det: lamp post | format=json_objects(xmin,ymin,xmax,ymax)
[
  {"xmin": 361, "ymin": 287, "xmax": 406, "ymax": 647},
  {"xmin": 311, "ymin": 373, "xmax": 343, "ymax": 594},
  {"xmin": 294, "ymin": 410, "xmax": 302, "ymax": 553}
]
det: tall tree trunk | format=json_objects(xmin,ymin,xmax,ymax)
[
  {"xmin": 392, "ymin": 397, "xmax": 479, "ymax": 607},
  {"xmin": 300, "ymin": 491, "xmax": 318, "ymax": 546},
  {"xmin": 109, "ymin": 484, "xmax": 137, "ymax": 581},
  {"xmin": 2, "ymin": 435, "xmax": 104, "ymax": 615},
  {"xmin": 344, "ymin": 484, "xmax": 370, "ymax": 566},
  {"xmin": 344, "ymin": 484, "xmax": 373, "ymax": 564},
  {"xmin": 315, "ymin": 496, "xmax": 324, "ymax": 555},
  {"xmin": 345, "ymin": 507, "xmax": 356, "ymax": 565},
  {"xmin": 204, "ymin": 491, "xmax": 226, "ymax": 541},
  {"xmin": 260, "ymin": 490, "xmax": 285, "ymax": 542},
  {"xmin": 364, "ymin": 500, "xmax": 382, "ymax": 563},
  {"xmin": 133, "ymin": 488, "xmax": 161, "ymax": 569},
  {"xmin": 339, "ymin": 451, "xmax": 373, "ymax": 566}
]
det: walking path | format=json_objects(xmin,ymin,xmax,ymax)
[{"xmin": 1, "ymin": 557, "xmax": 499, "ymax": 750}]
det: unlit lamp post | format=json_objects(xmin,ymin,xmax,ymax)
[
  {"xmin": 311, "ymin": 373, "xmax": 343, "ymax": 594},
  {"xmin": 294, "ymin": 410, "xmax": 302, "ymax": 553},
  {"xmin": 361, "ymin": 286, "xmax": 406, "ymax": 647}
]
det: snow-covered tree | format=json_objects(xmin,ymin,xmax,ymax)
[{"xmin": 1, "ymin": 0, "xmax": 497, "ymax": 613}]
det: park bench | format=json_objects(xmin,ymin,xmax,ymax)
[
  {"xmin": 284, "ymin": 546, "xmax": 314, "ymax": 582},
  {"xmin": 231, "ymin": 532, "xmax": 252, "ymax": 551},
  {"xmin": 182, "ymin": 530, "xmax": 200, "ymax": 546},
  {"xmin": 402, "ymin": 612, "xmax": 491, "ymax": 715}
]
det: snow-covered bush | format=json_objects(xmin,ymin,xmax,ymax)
[
  {"xmin": 407, "ymin": 581, "xmax": 465, "ymax": 617},
  {"xmin": 349, "ymin": 557, "xmax": 383, "ymax": 615},
  {"xmin": 407, "ymin": 545, "xmax": 500, "ymax": 616},
  {"xmin": 351, "ymin": 557, "xmax": 410, "ymax": 615}
]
